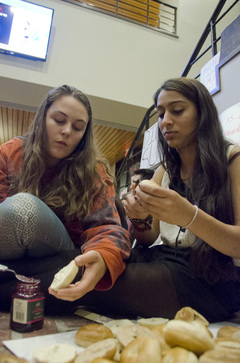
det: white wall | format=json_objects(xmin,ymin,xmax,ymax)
[{"xmin": 0, "ymin": 0, "xmax": 239, "ymax": 130}]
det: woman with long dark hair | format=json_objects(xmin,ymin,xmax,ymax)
[
  {"xmin": 108, "ymin": 77, "xmax": 240, "ymax": 322},
  {"xmin": 25, "ymin": 79, "xmax": 239, "ymax": 323}
]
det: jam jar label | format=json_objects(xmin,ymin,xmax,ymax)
[{"xmin": 12, "ymin": 297, "xmax": 45, "ymax": 324}]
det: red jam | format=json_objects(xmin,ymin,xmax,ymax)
[{"xmin": 10, "ymin": 280, "xmax": 45, "ymax": 333}]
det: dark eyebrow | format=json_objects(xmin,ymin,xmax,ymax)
[{"xmin": 156, "ymin": 100, "xmax": 187, "ymax": 110}]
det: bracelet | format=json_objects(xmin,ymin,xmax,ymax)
[
  {"xmin": 128, "ymin": 215, "xmax": 153, "ymax": 232},
  {"xmin": 182, "ymin": 205, "xmax": 198, "ymax": 229}
]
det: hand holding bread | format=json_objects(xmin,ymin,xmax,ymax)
[
  {"xmin": 49, "ymin": 251, "xmax": 107, "ymax": 302},
  {"xmin": 49, "ymin": 260, "xmax": 79, "ymax": 291}
]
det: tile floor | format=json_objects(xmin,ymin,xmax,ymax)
[{"xmin": 0, "ymin": 311, "xmax": 90, "ymax": 355}]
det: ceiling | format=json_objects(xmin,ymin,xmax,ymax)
[{"xmin": 0, "ymin": 105, "xmax": 144, "ymax": 166}]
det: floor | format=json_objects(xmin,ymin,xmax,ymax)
[{"xmin": 0, "ymin": 311, "xmax": 90, "ymax": 355}]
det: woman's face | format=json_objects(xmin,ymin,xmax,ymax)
[
  {"xmin": 156, "ymin": 89, "xmax": 198, "ymax": 152},
  {"xmin": 45, "ymin": 95, "xmax": 89, "ymax": 166}
]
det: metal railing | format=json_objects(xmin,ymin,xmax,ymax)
[
  {"xmin": 116, "ymin": 0, "xmax": 239, "ymax": 192},
  {"xmin": 62, "ymin": 0, "xmax": 177, "ymax": 36}
]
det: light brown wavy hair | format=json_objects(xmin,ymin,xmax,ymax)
[{"xmin": 11, "ymin": 85, "xmax": 111, "ymax": 221}]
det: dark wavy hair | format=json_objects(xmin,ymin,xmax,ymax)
[
  {"xmin": 154, "ymin": 77, "xmax": 238, "ymax": 282},
  {"xmin": 11, "ymin": 85, "xmax": 109, "ymax": 221}
]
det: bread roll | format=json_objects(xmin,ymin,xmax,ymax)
[
  {"xmin": 104, "ymin": 319, "xmax": 134, "ymax": 337},
  {"xmin": 50, "ymin": 260, "xmax": 79, "ymax": 291},
  {"xmin": 162, "ymin": 347, "xmax": 198, "ymax": 363},
  {"xmin": 232, "ymin": 330, "xmax": 240, "ymax": 340},
  {"xmin": 32, "ymin": 343, "xmax": 76, "ymax": 363},
  {"xmin": 217, "ymin": 325, "xmax": 240, "ymax": 339},
  {"xmin": 163, "ymin": 320, "xmax": 214, "ymax": 355},
  {"xmin": 74, "ymin": 338, "xmax": 116, "ymax": 363},
  {"xmin": 0, "ymin": 354, "xmax": 29, "ymax": 363},
  {"xmin": 174, "ymin": 307, "xmax": 209, "ymax": 327},
  {"xmin": 151, "ymin": 325, "xmax": 171, "ymax": 354},
  {"xmin": 115, "ymin": 324, "xmax": 157, "ymax": 348},
  {"xmin": 120, "ymin": 336, "xmax": 161, "ymax": 363},
  {"xmin": 214, "ymin": 338, "xmax": 240, "ymax": 350},
  {"xmin": 75, "ymin": 324, "xmax": 114, "ymax": 348},
  {"xmin": 137, "ymin": 317, "xmax": 169, "ymax": 330},
  {"xmin": 199, "ymin": 347, "xmax": 240, "ymax": 362},
  {"xmin": 89, "ymin": 360, "xmax": 116, "ymax": 363}
]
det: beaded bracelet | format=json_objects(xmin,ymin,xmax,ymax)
[
  {"xmin": 182, "ymin": 205, "xmax": 198, "ymax": 229},
  {"xmin": 128, "ymin": 215, "xmax": 153, "ymax": 232}
]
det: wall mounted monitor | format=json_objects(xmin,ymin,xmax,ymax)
[{"xmin": 0, "ymin": 0, "xmax": 54, "ymax": 61}]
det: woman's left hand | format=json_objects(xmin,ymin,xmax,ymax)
[
  {"xmin": 135, "ymin": 181, "xmax": 196, "ymax": 228},
  {"xmin": 48, "ymin": 250, "xmax": 107, "ymax": 301}
]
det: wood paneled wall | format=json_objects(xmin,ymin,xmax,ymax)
[{"xmin": 0, "ymin": 106, "xmax": 143, "ymax": 166}]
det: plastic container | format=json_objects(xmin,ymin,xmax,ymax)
[{"xmin": 10, "ymin": 279, "xmax": 45, "ymax": 333}]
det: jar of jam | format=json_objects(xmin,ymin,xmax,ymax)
[{"xmin": 10, "ymin": 278, "xmax": 45, "ymax": 333}]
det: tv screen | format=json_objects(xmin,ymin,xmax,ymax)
[{"xmin": 0, "ymin": 0, "xmax": 54, "ymax": 61}]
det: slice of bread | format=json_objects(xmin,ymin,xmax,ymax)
[
  {"xmin": 50, "ymin": 260, "xmax": 79, "ymax": 291},
  {"xmin": 74, "ymin": 338, "xmax": 116, "ymax": 363},
  {"xmin": 33, "ymin": 343, "xmax": 76, "ymax": 363}
]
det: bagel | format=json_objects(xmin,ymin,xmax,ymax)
[
  {"xmin": 75, "ymin": 324, "xmax": 114, "ymax": 348},
  {"xmin": 32, "ymin": 343, "xmax": 76, "ymax": 363},
  {"xmin": 50, "ymin": 260, "xmax": 79, "ymax": 291},
  {"xmin": 115, "ymin": 324, "xmax": 157, "ymax": 348},
  {"xmin": 162, "ymin": 347, "xmax": 198, "ymax": 363},
  {"xmin": 74, "ymin": 338, "xmax": 116, "ymax": 363},
  {"xmin": 120, "ymin": 336, "xmax": 161, "ymax": 363},
  {"xmin": 137, "ymin": 317, "xmax": 169, "ymax": 330},
  {"xmin": 174, "ymin": 307, "xmax": 209, "ymax": 327},
  {"xmin": 163, "ymin": 320, "xmax": 214, "ymax": 355},
  {"xmin": 89, "ymin": 360, "xmax": 115, "ymax": 363},
  {"xmin": 216, "ymin": 325, "xmax": 240, "ymax": 339},
  {"xmin": 199, "ymin": 347, "xmax": 240, "ymax": 362},
  {"xmin": 104, "ymin": 319, "xmax": 134, "ymax": 337},
  {"xmin": 151, "ymin": 325, "xmax": 171, "ymax": 354},
  {"xmin": 214, "ymin": 338, "xmax": 240, "ymax": 350}
]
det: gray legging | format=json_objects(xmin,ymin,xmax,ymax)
[{"xmin": 0, "ymin": 193, "xmax": 75, "ymax": 259}]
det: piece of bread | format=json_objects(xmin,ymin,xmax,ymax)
[
  {"xmin": 199, "ymin": 347, "xmax": 240, "ymax": 362},
  {"xmin": 75, "ymin": 324, "xmax": 114, "ymax": 348},
  {"xmin": 50, "ymin": 260, "xmax": 79, "ymax": 291},
  {"xmin": 139, "ymin": 180, "xmax": 158, "ymax": 188},
  {"xmin": 151, "ymin": 325, "xmax": 171, "ymax": 354},
  {"xmin": 89, "ymin": 360, "xmax": 116, "ymax": 363},
  {"xmin": 0, "ymin": 354, "xmax": 29, "ymax": 363},
  {"xmin": 216, "ymin": 325, "xmax": 240, "ymax": 339},
  {"xmin": 174, "ymin": 307, "xmax": 209, "ymax": 327},
  {"xmin": 74, "ymin": 338, "xmax": 116, "ymax": 363},
  {"xmin": 232, "ymin": 330, "xmax": 240, "ymax": 340},
  {"xmin": 137, "ymin": 317, "xmax": 169, "ymax": 330},
  {"xmin": 115, "ymin": 324, "xmax": 157, "ymax": 348},
  {"xmin": 163, "ymin": 320, "xmax": 214, "ymax": 355},
  {"xmin": 32, "ymin": 343, "xmax": 76, "ymax": 363},
  {"xmin": 120, "ymin": 336, "xmax": 161, "ymax": 363},
  {"xmin": 214, "ymin": 338, "xmax": 240, "ymax": 350},
  {"xmin": 162, "ymin": 347, "xmax": 198, "ymax": 363},
  {"xmin": 104, "ymin": 319, "xmax": 134, "ymax": 337}
]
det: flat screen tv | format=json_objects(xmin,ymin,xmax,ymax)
[{"xmin": 0, "ymin": 0, "xmax": 54, "ymax": 61}]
